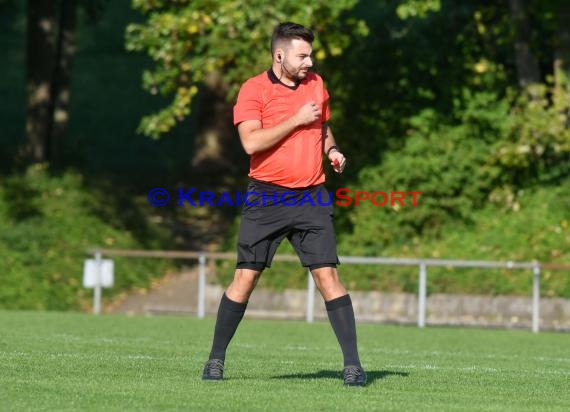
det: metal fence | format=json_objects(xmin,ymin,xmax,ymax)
[{"xmin": 87, "ymin": 248, "xmax": 570, "ymax": 333}]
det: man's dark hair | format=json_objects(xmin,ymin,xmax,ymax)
[{"xmin": 271, "ymin": 22, "xmax": 315, "ymax": 53}]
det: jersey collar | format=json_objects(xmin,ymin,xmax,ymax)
[{"xmin": 267, "ymin": 69, "xmax": 300, "ymax": 90}]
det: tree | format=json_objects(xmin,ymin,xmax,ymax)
[
  {"xmin": 26, "ymin": 0, "xmax": 58, "ymax": 163},
  {"xmin": 25, "ymin": 0, "xmax": 103, "ymax": 164},
  {"xmin": 553, "ymin": 1, "xmax": 570, "ymax": 91},
  {"xmin": 508, "ymin": 0, "xmax": 541, "ymax": 86},
  {"xmin": 46, "ymin": 0, "xmax": 77, "ymax": 164},
  {"xmin": 125, "ymin": 0, "xmax": 368, "ymax": 140}
]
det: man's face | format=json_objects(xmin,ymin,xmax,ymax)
[{"xmin": 282, "ymin": 39, "xmax": 313, "ymax": 81}]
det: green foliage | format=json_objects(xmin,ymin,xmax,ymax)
[
  {"xmin": 344, "ymin": 90, "xmax": 510, "ymax": 251},
  {"xmin": 336, "ymin": 81, "xmax": 570, "ymax": 296},
  {"xmin": 426, "ymin": 183, "xmax": 570, "ymax": 297},
  {"xmin": 316, "ymin": 0, "xmax": 516, "ymax": 191},
  {"xmin": 0, "ymin": 164, "xmax": 175, "ymax": 311},
  {"xmin": 125, "ymin": 0, "xmax": 367, "ymax": 138},
  {"xmin": 338, "ymin": 181, "xmax": 570, "ymax": 296},
  {"xmin": 396, "ymin": 0, "xmax": 441, "ymax": 20},
  {"xmin": 489, "ymin": 82, "xmax": 570, "ymax": 186}
]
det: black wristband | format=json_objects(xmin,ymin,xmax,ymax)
[{"xmin": 326, "ymin": 145, "xmax": 339, "ymax": 156}]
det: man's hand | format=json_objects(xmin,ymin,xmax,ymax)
[
  {"xmin": 295, "ymin": 101, "xmax": 321, "ymax": 126},
  {"xmin": 329, "ymin": 150, "xmax": 346, "ymax": 173}
]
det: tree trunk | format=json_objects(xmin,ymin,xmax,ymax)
[
  {"xmin": 26, "ymin": 0, "xmax": 56, "ymax": 163},
  {"xmin": 47, "ymin": 0, "xmax": 77, "ymax": 163},
  {"xmin": 192, "ymin": 71, "xmax": 244, "ymax": 174},
  {"xmin": 553, "ymin": 3, "xmax": 570, "ymax": 90},
  {"xmin": 508, "ymin": 0, "xmax": 541, "ymax": 87}
]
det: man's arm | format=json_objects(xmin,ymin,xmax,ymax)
[
  {"xmin": 323, "ymin": 125, "xmax": 346, "ymax": 173},
  {"xmin": 238, "ymin": 101, "xmax": 321, "ymax": 155}
]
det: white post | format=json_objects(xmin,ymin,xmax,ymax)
[
  {"xmin": 197, "ymin": 253, "xmax": 206, "ymax": 319},
  {"xmin": 418, "ymin": 262, "xmax": 427, "ymax": 328},
  {"xmin": 93, "ymin": 251, "xmax": 102, "ymax": 315},
  {"xmin": 306, "ymin": 270, "xmax": 315, "ymax": 323},
  {"xmin": 532, "ymin": 264, "xmax": 541, "ymax": 333}
]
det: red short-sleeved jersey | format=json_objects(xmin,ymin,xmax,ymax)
[{"xmin": 233, "ymin": 70, "xmax": 331, "ymax": 188}]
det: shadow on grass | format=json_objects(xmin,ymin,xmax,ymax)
[{"xmin": 271, "ymin": 370, "xmax": 409, "ymax": 385}]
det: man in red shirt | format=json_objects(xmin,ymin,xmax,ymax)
[{"xmin": 202, "ymin": 22, "xmax": 366, "ymax": 386}]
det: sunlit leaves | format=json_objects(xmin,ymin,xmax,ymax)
[
  {"xmin": 126, "ymin": 0, "xmax": 366, "ymax": 138},
  {"xmin": 396, "ymin": 0, "xmax": 441, "ymax": 20},
  {"xmin": 490, "ymin": 82, "xmax": 570, "ymax": 183}
]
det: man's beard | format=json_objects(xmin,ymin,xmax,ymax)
[{"xmin": 292, "ymin": 68, "xmax": 309, "ymax": 81}]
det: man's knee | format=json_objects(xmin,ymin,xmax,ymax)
[
  {"xmin": 310, "ymin": 265, "xmax": 339, "ymax": 280},
  {"xmin": 234, "ymin": 268, "xmax": 262, "ymax": 285},
  {"xmin": 310, "ymin": 266, "xmax": 346, "ymax": 300},
  {"xmin": 311, "ymin": 266, "xmax": 342, "ymax": 289},
  {"xmin": 226, "ymin": 268, "xmax": 262, "ymax": 303}
]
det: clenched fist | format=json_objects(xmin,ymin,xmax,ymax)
[{"xmin": 295, "ymin": 101, "xmax": 321, "ymax": 126}]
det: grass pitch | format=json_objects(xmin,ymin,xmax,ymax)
[{"xmin": 1, "ymin": 310, "xmax": 569, "ymax": 411}]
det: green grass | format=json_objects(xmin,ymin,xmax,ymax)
[{"xmin": 1, "ymin": 311, "xmax": 569, "ymax": 411}]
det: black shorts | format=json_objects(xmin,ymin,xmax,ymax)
[{"xmin": 236, "ymin": 179, "xmax": 339, "ymax": 271}]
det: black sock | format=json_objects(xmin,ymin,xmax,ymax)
[
  {"xmin": 325, "ymin": 294, "xmax": 361, "ymax": 367},
  {"xmin": 208, "ymin": 293, "xmax": 248, "ymax": 361}
]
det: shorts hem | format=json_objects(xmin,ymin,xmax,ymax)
[{"xmin": 236, "ymin": 262, "xmax": 266, "ymax": 271}]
